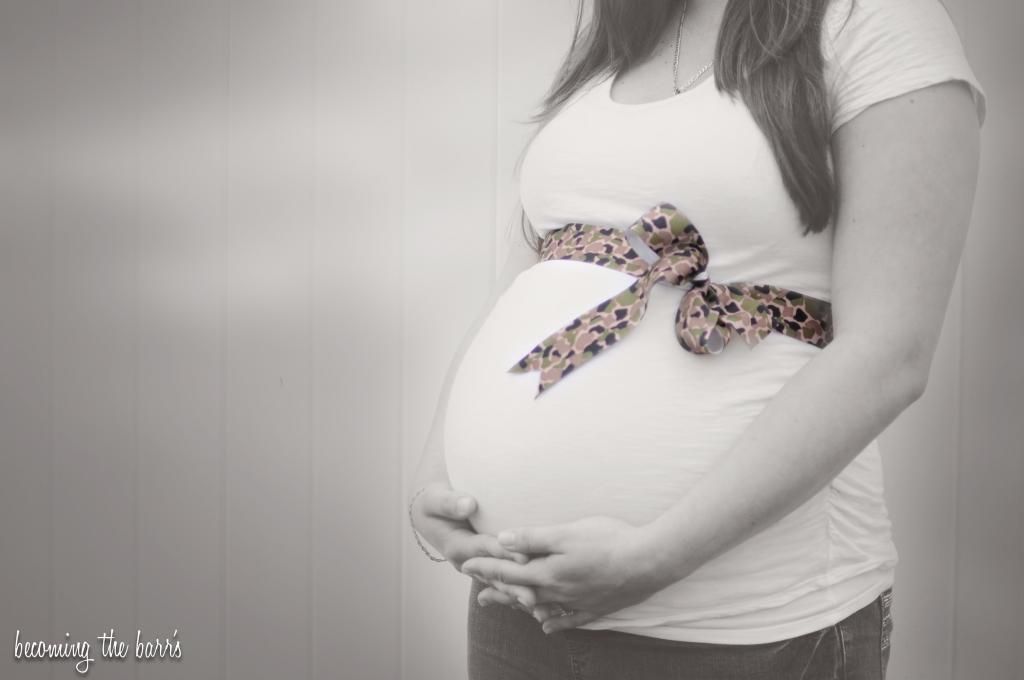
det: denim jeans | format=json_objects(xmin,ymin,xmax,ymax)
[{"xmin": 467, "ymin": 579, "xmax": 894, "ymax": 680}]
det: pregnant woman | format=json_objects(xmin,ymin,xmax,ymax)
[{"xmin": 409, "ymin": 0, "xmax": 985, "ymax": 677}]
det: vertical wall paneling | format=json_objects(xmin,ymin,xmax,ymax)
[
  {"xmin": 0, "ymin": 2, "xmax": 56, "ymax": 678},
  {"xmin": 311, "ymin": 1, "xmax": 404, "ymax": 678},
  {"xmin": 495, "ymin": 1, "xmax": 582, "ymax": 264},
  {"xmin": 135, "ymin": 1, "xmax": 226, "ymax": 677},
  {"xmin": 224, "ymin": 1, "xmax": 315, "ymax": 678},
  {"xmin": 955, "ymin": 0, "xmax": 1024, "ymax": 677},
  {"xmin": 400, "ymin": 1, "xmax": 499, "ymax": 678},
  {"xmin": 879, "ymin": 282, "xmax": 962, "ymax": 680},
  {"xmin": 50, "ymin": 1, "xmax": 140, "ymax": 678}
]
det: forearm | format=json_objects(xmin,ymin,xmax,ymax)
[{"xmin": 642, "ymin": 335, "xmax": 928, "ymax": 584}]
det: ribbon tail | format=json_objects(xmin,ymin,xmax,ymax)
[
  {"xmin": 745, "ymin": 286, "xmax": 833, "ymax": 349},
  {"xmin": 679, "ymin": 279, "xmax": 836, "ymax": 357},
  {"xmin": 508, "ymin": 279, "xmax": 650, "ymax": 397},
  {"xmin": 783, "ymin": 293, "xmax": 834, "ymax": 348},
  {"xmin": 715, "ymin": 283, "xmax": 774, "ymax": 349}
]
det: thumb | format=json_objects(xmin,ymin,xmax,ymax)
[{"xmin": 435, "ymin": 487, "xmax": 476, "ymax": 519}]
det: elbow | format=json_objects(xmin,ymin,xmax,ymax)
[
  {"xmin": 883, "ymin": 349, "xmax": 931, "ymax": 409},
  {"xmin": 902, "ymin": 360, "xmax": 930, "ymax": 405},
  {"xmin": 896, "ymin": 339, "xmax": 933, "ymax": 405},
  {"xmin": 835, "ymin": 333, "xmax": 932, "ymax": 407}
]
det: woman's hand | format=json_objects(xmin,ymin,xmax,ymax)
[
  {"xmin": 409, "ymin": 483, "xmax": 534, "ymax": 609},
  {"xmin": 461, "ymin": 516, "xmax": 676, "ymax": 634}
]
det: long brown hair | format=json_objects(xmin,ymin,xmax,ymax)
[{"xmin": 515, "ymin": 0, "xmax": 851, "ymax": 253}]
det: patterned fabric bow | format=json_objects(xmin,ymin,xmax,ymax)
[{"xmin": 508, "ymin": 203, "xmax": 834, "ymax": 398}]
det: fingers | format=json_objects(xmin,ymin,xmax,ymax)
[
  {"xmin": 480, "ymin": 583, "xmax": 537, "ymax": 610},
  {"xmin": 541, "ymin": 609, "xmax": 597, "ymax": 635},
  {"xmin": 499, "ymin": 583, "xmax": 537, "ymax": 610},
  {"xmin": 497, "ymin": 525, "xmax": 564, "ymax": 555},
  {"xmin": 461, "ymin": 556, "xmax": 545, "ymax": 588},
  {"xmin": 506, "ymin": 549, "xmax": 531, "ymax": 565},
  {"xmin": 477, "ymin": 586, "xmax": 517, "ymax": 609},
  {"xmin": 420, "ymin": 484, "xmax": 477, "ymax": 521},
  {"xmin": 474, "ymin": 533, "xmax": 529, "ymax": 564},
  {"xmin": 446, "ymin": 531, "xmax": 530, "ymax": 570},
  {"xmin": 530, "ymin": 602, "xmax": 566, "ymax": 625}
]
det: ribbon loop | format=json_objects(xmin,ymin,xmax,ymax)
[{"xmin": 509, "ymin": 203, "xmax": 833, "ymax": 398}]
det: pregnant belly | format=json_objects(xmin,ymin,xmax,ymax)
[{"xmin": 444, "ymin": 259, "xmax": 820, "ymax": 538}]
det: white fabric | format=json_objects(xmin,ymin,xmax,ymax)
[{"xmin": 444, "ymin": 0, "xmax": 986, "ymax": 644}]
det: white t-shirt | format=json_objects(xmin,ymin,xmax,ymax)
[{"xmin": 444, "ymin": 0, "xmax": 986, "ymax": 644}]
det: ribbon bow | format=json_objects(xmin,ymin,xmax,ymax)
[{"xmin": 508, "ymin": 203, "xmax": 833, "ymax": 398}]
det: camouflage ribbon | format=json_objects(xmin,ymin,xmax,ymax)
[{"xmin": 508, "ymin": 203, "xmax": 834, "ymax": 398}]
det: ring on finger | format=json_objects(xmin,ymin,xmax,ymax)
[{"xmin": 551, "ymin": 604, "xmax": 575, "ymax": 618}]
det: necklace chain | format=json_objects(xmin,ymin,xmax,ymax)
[{"xmin": 673, "ymin": 0, "xmax": 714, "ymax": 95}]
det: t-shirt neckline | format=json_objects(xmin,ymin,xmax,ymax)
[{"xmin": 600, "ymin": 69, "xmax": 716, "ymax": 110}]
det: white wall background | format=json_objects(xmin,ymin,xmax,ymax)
[{"xmin": 0, "ymin": 1, "xmax": 1020, "ymax": 679}]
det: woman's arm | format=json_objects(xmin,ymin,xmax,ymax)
[
  {"xmin": 637, "ymin": 78, "xmax": 982, "ymax": 585},
  {"xmin": 462, "ymin": 80, "xmax": 982, "ymax": 631},
  {"xmin": 407, "ymin": 220, "xmax": 539, "ymax": 577}
]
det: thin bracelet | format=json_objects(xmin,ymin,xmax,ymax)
[{"xmin": 408, "ymin": 486, "xmax": 448, "ymax": 563}]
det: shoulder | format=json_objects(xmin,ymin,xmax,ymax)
[
  {"xmin": 822, "ymin": 0, "xmax": 961, "ymax": 52},
  {"xmin": 820, "ymin": 0, "xmax": 987, "ymax": 134}
]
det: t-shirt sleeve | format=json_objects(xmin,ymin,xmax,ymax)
[{"xmin": 823, "ymin": 0, "xmax": 987, "ymax": 136}]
